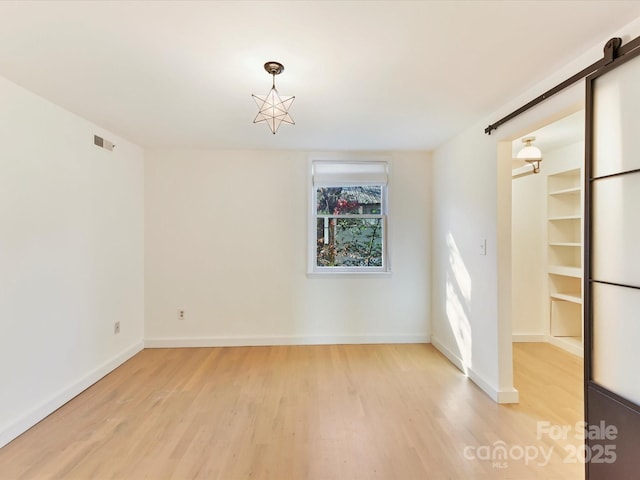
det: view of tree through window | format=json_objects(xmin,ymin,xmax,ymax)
[{"xmin": 316, "ymin": 186, "xmax": 384, "ymax": 267}]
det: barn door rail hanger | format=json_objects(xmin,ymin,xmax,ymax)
[{"xmin": 484, "ymin": 36, "xmax": 640, "ymax": 135}]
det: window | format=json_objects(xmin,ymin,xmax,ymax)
[{"xmin": 309, "ymin": 160, "xmax": 389, "ymax": 274}]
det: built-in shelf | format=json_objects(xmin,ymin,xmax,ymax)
[
  {"xmin": 550, "ymin": 292, "xmax": 582, "ymax": 304},
  {"xmin": 548, "ymin": 215, "xmax": 581, "ymax": 221},
  {"xmin": 548, "ymin": 265, "xmax": 582, "ymax": 278},
  {"xmin": 549, "ymin": 186, "xmax": 581, "ymax": 196},
  {"xmin": 547, "ymin": 168, "xmax": 583, "ymax": 356}
]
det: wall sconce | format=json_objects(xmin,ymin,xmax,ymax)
[
  {"xmin": 252, "ymin": 61, "xmax": 295, "ymax": 134},
  {"xmin": 517, "ymin": 136, "xmax": 543, "ymax": 173}
]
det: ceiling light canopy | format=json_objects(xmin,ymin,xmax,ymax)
[
  {"xmin": 517, "ymin": 136, "xmax": 543, "ymax": 173},
  {"xmin": 252, "ymin": 61, "xmax": 295, "ymax": 135}
]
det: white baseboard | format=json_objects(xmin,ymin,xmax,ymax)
[
  {"xmin": 547, "ymin": 335, "xmax": 584, "ymax": 357},
  {"xmin": 512, "ymin": 334, "xmax": 547, "ymax": 342},
  {"xmin": 432, "ymin": 336, "xmax": 519, "ymax": 404},
  {"xmin": 431, "ymin": 336, "xmax": 466, "ymax": 372},
  {"xmin": 467, "ymin": 368, "xmax": 519, "ymax": 404},
  {"xmin": 496, "ymin": 387, "xmax": 520, "ymax": 404},
  {"xmin": 144, "ymin": 334, "xmax": 430, "ymax": 348},
  {"xmin": 513, "ymin": 334, "xmax": 584, "ymax": 357},
  {"xmin": 0, "ymin": 341, "xmax": 144, "ymax": 449}
]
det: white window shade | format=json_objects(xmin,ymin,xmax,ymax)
[{"xmin": 312, "ymin": 161, "xmax": 388, "ymax": 186}]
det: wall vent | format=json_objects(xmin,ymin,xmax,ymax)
[{"xmin": 94, "ymin": 135, "xmax": 115, "ymax": 151}]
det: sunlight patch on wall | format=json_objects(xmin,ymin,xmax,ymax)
[{"xmin": 445, "ymin": 232, "xmax": 472, "ymax": 373}]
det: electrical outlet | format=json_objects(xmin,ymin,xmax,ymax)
[
  {"xmin": 114, "ymin": 321, "xmax": 120, "ymax": 334},
  {"xmin": 178, "ymin": 310, "xmax": 185, "ymax": 321}
]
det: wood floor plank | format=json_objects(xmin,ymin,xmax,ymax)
[{"xmin": 0, "ymin": 343, "xmax": 583, "ymax": 479}]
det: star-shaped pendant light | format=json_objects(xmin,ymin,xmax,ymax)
[{"xmin": 252, "ymin": 61, "xmax": 295, "ymax": 134}]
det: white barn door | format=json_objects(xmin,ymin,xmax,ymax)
[{"xmin": 585, "ymin": 38, "xmax": 640, "ymax": 479}]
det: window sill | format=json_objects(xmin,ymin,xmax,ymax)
[{"xmin": 307, "ymin": 270, "xmax": 392, "ymax": 279}]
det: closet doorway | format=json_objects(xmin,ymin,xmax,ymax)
[
  {"xmin": 512, "ymin": 110, "xmax": 585, "ymax": 353},
  {"xmin": 510, "ymin": 110, "xmax": 585, "ymax": 456}
]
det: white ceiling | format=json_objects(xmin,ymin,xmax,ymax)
[{"xmin": 1, "ymin": 1, "xmax": 639, "ymax": 151}]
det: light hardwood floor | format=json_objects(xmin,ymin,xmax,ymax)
[{"xmin": 0, "ymin": 343, "xmax": 583, "ymax": 479}]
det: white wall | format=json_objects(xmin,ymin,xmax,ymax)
[
  {"xmin": 431, "ymin": 17, "xmax": 640, "ymax": 403},
  {"xmin": 430, "ymin": 125, "xmax": 507, "ymax": 400},
  {"xmin": 431, "ymin": 101, "xmax": 585, "ymax": 403},
  {"xmin": 511, "ymin": 161, "xmax": 547, "ymax": 338},
  {"xmin": 0, "ymin": 76, "xmax": 145, "ymax": 447},
  {"xmin": 144, "ymin": 150, "xmax": 431, "ymax": 345},
  {"xmin": 512, "ymin": 141, "xmax": 583, "ymax": 338}
]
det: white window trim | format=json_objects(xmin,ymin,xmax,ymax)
[{"xmin": 307, "ymin": 156, "xmax": 392, "ymax": 276}]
